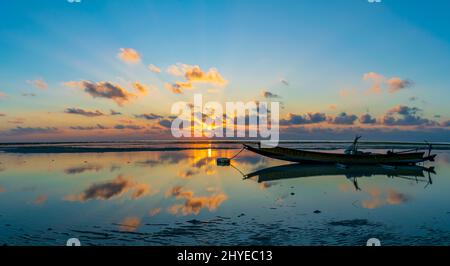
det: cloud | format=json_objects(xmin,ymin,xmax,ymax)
[
  {"xmin": 21, "ymin": 93, "xmax": 36, "ymax": 97},
  {"xmin": 166, "ymin": 186, "xmax": 228, "ymax": 215},
  {"xmin": 65, "ymin": 108, "xmax": 105, "ymax": 117},
  {"xmin": 27, "ymin": 78, "xmax": 48, "ymax": 90},
  {"xmin": 184, "ymin": 66, "xmax": 227, "ymax": 85},
  {"xmin": 167, "ymin": 63, "xmax": 189, "ymax": 76},
  {"xmin": 261, "ymin": 90, "xmax": 280, "ymax": 99},
  {"xmin": 363, "ymin": 72, "xmax": 384, "ymax": 93},
  {"xmin": 64, "ymin": 80, "xmax": 136, "ymax": 105},
  {"xmin": 0, "ymin": 113, "xmax": 5, "ymax": 117},
  {"xmin": 340, "ymin": 88, "xmax": 356, "ymax": 97},
  {"xmin": 165, "ymin": 63, "xmax": 227, "ymax": 93},
  {"xmin": 164, "ymin": 82, "xmax": 191, "ymax": 94},
  {"xmin": 362, "ymin": 72, "xmax": 412, "ymax": 94},
  {"xmin": 148, "ymin": 64, "xmax": 161, "ymax": 73},
  {"xmin": 9, "ymin": 126, "xmax": 59, "ymax": 135},
  {"xmin": 7, "ymin": 118, "xmax": 25, "ymax": 124},
  {"xmin": 117, "ymin": 48, "xmax": 141, "ymax": 64},
  {"xmin": 64, "ymin": 174, "xmax": 153, "ymax": 202},
  {"xmin": 110, "ymin": 110, "xmax": 122, "ymax": 115},
  {"xmin": 280, "ymin": 112, "xmax": 326, "ymax": 125},
  {"xmin": 381, "ymin": 105, "xmax": 437, "ymax": 126},
  {"xmin": 0, "ymin": 92, "xmax": 6, "ymax": 99},
  {"xmin": 387, "ymin": 77, "xmax": 413, "ymax": 93},
  {"xmin": 280, "ymin": 79, "xmax": 289, "ymax": 86},
  {"xmin": 132, "ymin": 82, "xmax": 149, "ymax": 95},
  {"xmin": 134, "ymin": 113, "xmax": 164, "ymax": 120},
  {"xmin": 359, "ymin": 114, "xmax": 377, "ymax": 124},
  {"xmin": 328, "ymin": 112, "xmax": 358, "ymax": 125},
  {"xmin": 114, "ymin": 124, "xmax": 145, "ymax": 130},
  {"xmin": 70, "ymin": 124, "xmax": 108, "ymax": 130},
  {"xmin": 158, "ymin": 119, "xmax": 172, "ymax": 129}
]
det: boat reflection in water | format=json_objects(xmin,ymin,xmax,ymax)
[{"xmin": 243, "ymin": 163, "xmax": 436, "ymax": 190}]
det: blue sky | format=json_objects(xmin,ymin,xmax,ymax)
[{"xmin": 0, "ymin": 0, "xmax": 449, "ymax": 142}]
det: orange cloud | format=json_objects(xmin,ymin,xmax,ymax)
[
  {"xmin": 132, "ymin": 82, "xmax": 150, "ymax": 95},
  {"xmin": 363, "ymin": 72, "xmax": 384, "ymax": 93},
  {"xmin": 27, "ymin": 78, "xmax": 48, "ymax": 90},
  {"xmin": 117, "ymin": 48, "xmax": 141, "ymax": 64},
  {"xmin": 165, "ymin": 63, "xmax": 227, "ymax": 94},
  {"xmin": 164, "ymin": 82, "xmax": 189, "ymax": 94},
  {"xmin": 148, "ymin": 64, "xmax": 161, "ymax": 73},
  {"xmin": 362, "ymin": 72, "xmax": 412, "ymax": 94},
  {"xmin": 184, "ymin": 66, "xmax": 227, "ymax": 86},
  {"xmin": 387, "ymin": 77, "xmax": 413, "ymax": 93}
]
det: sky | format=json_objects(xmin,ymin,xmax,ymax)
[{"xmin": 0, "ymin": 0, "xmax": 449, "ymax": 142}]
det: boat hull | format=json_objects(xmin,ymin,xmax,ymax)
[{"xmin": 244, "ymin": 144, "xmax": 434, "ymax": 165}]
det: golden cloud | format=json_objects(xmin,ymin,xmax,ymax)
[
  {"xmin": 132, "ymin": 82, "xmax": 150, "ymax": 95},
  {"xmin": 165, "ymin": 63, "xmax": 227, "ymax": 94},
  {"xmin": 118, "ymin": 48, "xmax": 141, "ymax": 64}
]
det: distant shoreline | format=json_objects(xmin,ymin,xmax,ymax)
[{"xmin": 1, "ymin": 140, "xmax": 450, "ymax": 154}]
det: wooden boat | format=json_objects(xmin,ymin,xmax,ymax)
[
  {"xmin": 243, "ymin": 138, "xmax": 436, "ymax": 165},
  {"xmin": 244, "ymin": 163, "xmax": 435, "ymax": 183}
]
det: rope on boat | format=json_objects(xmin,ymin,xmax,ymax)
[
  {"xmin": 230, "ymin": 164, "xmax": 246, "ymax": 177},
  {"xmin": 229, "ymin": 147, "xmax": 246, "ymax": 160}
]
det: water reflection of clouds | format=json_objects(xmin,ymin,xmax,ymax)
[
  {"xmin": 149, "ymin": 207, "xmax": 161, "ymax": 217},
  {"xmin": 118, "ymin": 217, "xmax": 141, "ymax": 232},
  {"xmin": 362, "ymin": 188, "xmax": 411, "ymax": 209},
  {"xmin": 64, "ymin": 164, "xmax": 103, "ymax": 174},
  {"xmin": 64, "ymin": 174, "xmax": 156, "ymax": 202},
  {"xmin": 33, "ymin": 194, "xmax": 48, "ymax": 205},
  {"xmin": 135, "ymin": 152, "xmax": 190, "ymax": 167},
  {"xmin": 165, "ymin": 185, "xmax": 228, "ymax": 215}
]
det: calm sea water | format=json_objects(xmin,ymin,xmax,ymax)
[{"xmin": 0, "ymin": 142, "xmax": 449, "ymax": 246}]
